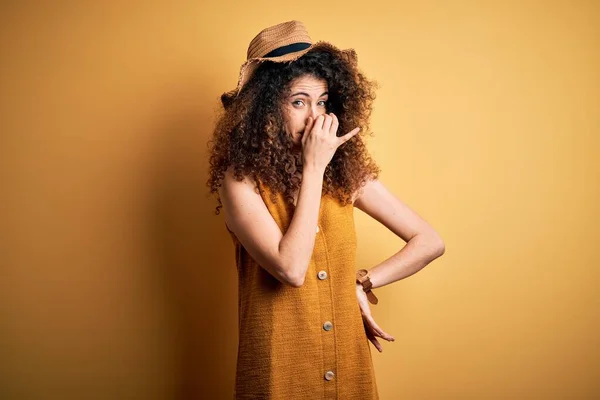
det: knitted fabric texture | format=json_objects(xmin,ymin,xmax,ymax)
[{"xmin": 226, "ymin": 179, "xmax": 379, "ymax": 399}]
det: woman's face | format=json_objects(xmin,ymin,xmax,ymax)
[{"xmin": 282, "ymin": 74, "xmax": 329, "ymax": 149}]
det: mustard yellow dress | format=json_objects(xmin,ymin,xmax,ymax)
[{"xmin": 226, "ymin": 179, "xmax": 379, "ymax": 399}]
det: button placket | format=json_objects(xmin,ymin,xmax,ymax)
[{"xmin": 313, "ymin": 219, "xmax": 337, "ymax": 396}]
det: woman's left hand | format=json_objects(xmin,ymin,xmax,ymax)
[{"xmin": 356, "ymin": 284, "xmax": 395, "ymax": 352}]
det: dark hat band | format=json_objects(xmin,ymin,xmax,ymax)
[{"xmin": 262, "ymin": 42, "xmax": 312, "ymax": 58}]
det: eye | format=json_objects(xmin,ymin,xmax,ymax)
[{"xmin": 291, "ymin": 99, "xmax": 328, "ymax": 108}]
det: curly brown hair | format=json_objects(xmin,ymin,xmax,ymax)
[{"xmin": 207, "ymin": 48, "xmax": 381, "ymax": 215}]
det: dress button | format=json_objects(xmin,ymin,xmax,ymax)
[
  {"xmin": 324, "ymin": 370, "xmax": 335, "ymax": 381},
  {"xmin": 316, "ymin": 225, "xmax": 320, "ymax": 233},
  {"xmin": 323, "ymin": 321, "xmax": 333, "ymax": 331},
  {"xmin": 317, "ymin": 270, "xmax": 328, "ymax": 280}
]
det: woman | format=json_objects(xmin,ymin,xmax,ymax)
[{"xmin": 207, "ymin": 20, "xmax": 445, "ymax": 399}]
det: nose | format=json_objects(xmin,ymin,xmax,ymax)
[{"xmin": 308, "ymin": 103, "xmax": 326, "ymax": 121}]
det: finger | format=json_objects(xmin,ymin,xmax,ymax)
[
  {"xmin": 371, "ymin": 324, "xmax": 395, "ymax": 341},
  {"xmin": 364, "ymin": 314, "xmax": 395, "ymax": 341},
  {"xmin": 322, "ymin": 113, "xmax": 333, "ymax": 133},
  {"xmin": 363, "ymin": 319, "xmax": 383, "ymax": 352},
  {"xmin": 375, "ymin": 330, "xmax": 395, "ymax": 342},
  {"xmin": 314, "ymin": 114, "xmax": 325, "ymax": 131},
  {"xmin": 303, "ymin": 116, "xmax": 313, "ymax": 135},
  {"xmin": 329, "ymin": 113, "xmax": 339, "ymax": 136},
  {"xmin": 302, "ymin": 117, "xmax": 313, "ymax": 145},
  {"xmin": 367, "ymin": 333, "xmax": 383, "ymax": 352},
  {"xmin": 338, "ymin": 127, "xmax": 361, "ymax": 145}
]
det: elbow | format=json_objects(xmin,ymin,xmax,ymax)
[
  {"xmin": 283, "ymin": 264, "xmax": 306, "ymax": 288},
  {"xmin": 417, "ymin": 231, "xmax": 445, "ymax": 258},
  {"xmin": 288, "ymin": 276, "xmax": 306, "ymax": 288},
  {"xmin": 436, "ymin": 242, "xmax": 446, "ymax": 257},
  {"xmin": 430, "ymin": 234, "xmax": 446, "ymax": 258}
]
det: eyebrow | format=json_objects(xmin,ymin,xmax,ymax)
[{"xmin": 290, "ymin": 91, "xmax": 329, "ymax": 98}]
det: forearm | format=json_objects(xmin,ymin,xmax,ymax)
[
  {"xmin": 367, "ymin": 233, "xmax": 445, "ymax": 289},
  {"xmin": 278, "ymin": 166, "xmax": 324, "ymax": 284}
]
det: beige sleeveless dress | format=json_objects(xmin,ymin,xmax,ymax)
[{"xmin": 226, "ymin": 179, "xmax": 379, "ymax": 399}]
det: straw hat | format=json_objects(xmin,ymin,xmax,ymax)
[{"xmin": 221, "ymin": 20, "xmax": 357, "ymax": 106}]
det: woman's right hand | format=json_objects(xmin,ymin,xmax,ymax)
[{"xmin": 301, "ymin": 113, "xmax": 360, "ymax": 172}]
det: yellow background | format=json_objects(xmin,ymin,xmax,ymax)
[{"xmin": 1, "ymin": 1, "xmax": 599, "ymax": 399}]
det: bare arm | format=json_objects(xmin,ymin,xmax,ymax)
[
  {"xmin": 354, "ymin": 178, "xmax": 446, "ymax": 289},
  {"xmin": 218, "ymin": 165, "xmax": 324, "ymax": 287},
  {"xmin": 219, "ymin": 113, "xmax": 360, "ymax": 287},
  {"xmin": 277, "ymin": 165, "xmax": 323, "ymax": 286}
]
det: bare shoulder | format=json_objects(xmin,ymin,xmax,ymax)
[
  {"xmin": 217, "ymin": 166, "xmax": 292, "ymax": 284},
  {"xmin": 353, "ymin": 178, "xmax": 442, "ymax": 244},
  {"xmin": 219, "ymin": 166, "xmax": 260, "ymax": 196},
  {"xmin": 218, "ymin": 166, "xmax": 262, "ymax": 227}
]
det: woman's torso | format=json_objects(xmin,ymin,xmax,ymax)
[{"xmin": 227, "ymin": 178, "xmax": 379, "ymax": 399}]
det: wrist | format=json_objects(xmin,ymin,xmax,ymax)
[
  {"xmin": 302, "ymin": 164, "xmax": 325, "ymax": 177},
  {"xmin": 355, "ymin": 268, "xmax": 379, "ymax": 305}
]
